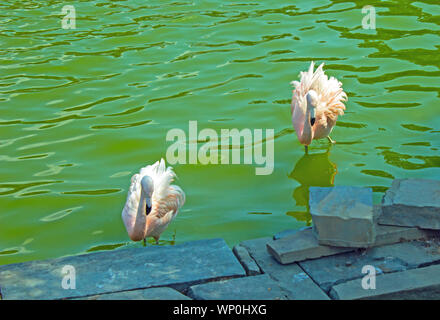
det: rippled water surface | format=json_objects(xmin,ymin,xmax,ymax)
[{"xmin": 1, "ymin": 0, "xmax": 439, "ymax": 265}]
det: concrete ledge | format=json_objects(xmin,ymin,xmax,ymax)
[
  {"xmin": 0, "ymin": 238, "xmax": 245, "ymax": 300},
  {"xmin": 74, "ymin": 287, "xmax": 191, "ymax": 300},
  {"xmin": 330, "ymin": 264, "xmax": 440, "ymax": 300}
]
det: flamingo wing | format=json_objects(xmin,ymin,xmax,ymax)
[{"xmin": 152, "ymin": 185, "xmax": 185, "ymax": 220}]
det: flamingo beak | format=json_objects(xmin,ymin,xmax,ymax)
[
  {"xmin": 145, "ymin": 197, "xmax": 152, "ymax": 216},
  {"xmin": 306, "ymin": 90, "xmax": 317, "ymax": 126},
  {"xmin": 140, "ymin": 175, "xmax": 154, "ymax": 216}
]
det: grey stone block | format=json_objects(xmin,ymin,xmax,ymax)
[
  {"xmin": 240, "ymin": 237, "xmax": 329, "ymax": 300},
  {"xmin": 330, "ymin": 264, "xmax": 440, "ymax": 300},
  {"xmin": 76, "ymin": 287, "xmax": 191, "ymax": 300},
  {"xmin": 309, "ymin": 186, "xmax": 375, "ymax": 248},
  {"xmin": 0, "ymin": 238, "xmax": 245, "ymax": 300},
  {"xmin": 232, "ymin": 245, "xmax": 261, "ymax": 276},
  {"xmin": 299, "ymin": 239, "xmax": 440, "ymax": 293},
  {"xmin": 188, "ymin": 274, "xmax": 288, "ymax": 300},
  {"xmin": 266, "ymin": 228, "xmax": 355, "ymax": 265},
  {"xmin": 379, "ymin": 179, "xmax": 440, "ymax": 230}
]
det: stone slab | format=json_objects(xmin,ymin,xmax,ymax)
[
  {"xmin": 232, "ymin": 245, "xmax": 261, "ymax": 276},
  {"xmin": 379, "ymin": 179, "xmax": 440, "ymax": 230},
  {"xmin": 188, "ymin": 274, "xmax": 288, "ymax": 300},
  {"xmin": 75, "ymin": 287, "xmax": 191, "ymax": 300},
  {"xmin": 375, "ymin": 205, "xmax": 438, "ymax": 242},
  {"xmin": 273, "ymin": 226, "xmax": 311, "ymax": 240},
  {"xmin": 369, "ymin": 238, "xmax": 440, "ymax": 268},
  {"xmin": 268, "ymin": 213, "xmax": 435, "ymax": 265},
  {"xmin": 298, "ymin": 239, "xmax": 440, "ymax": 293},
  {"xmin": 330, "ymin": 264, "xmax": 440, "ymax": 300},
  {"xmin": 240, "ymin": 237, "xmax": 329, "ymax": 300},
  {"xmin": 266, "ymin": 228, "xmax": 354, "ymax": 265},
  {"xmin": 375, "ymin": 223, "xmax": 436, "ymax": 247},
  {"xmin": 0, "ymin": 238, "xmax": 246, "ymax": 300},
  {"xmin": 309, "ymin": 186, "xmax": 375, "ymax": 248}
]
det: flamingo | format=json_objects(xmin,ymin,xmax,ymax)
[
  {"xmin": 290, "ymin": 62, "xmax": 347, "ymax": 153},
  {"xmin": 121, "ymin": 159, "xmax": 185, "ymax": 245}
]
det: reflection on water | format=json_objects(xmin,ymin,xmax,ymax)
[
  {"xmin": 380, "ymin": 149, "xmax": 440, "ymax": 170},
  {"xmin": 287, "ymin": 150, "xmax": 337, "ymax": 225}
]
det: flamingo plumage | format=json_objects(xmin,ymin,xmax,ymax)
[
  {"xmin": 290, "ymin": 62, "xmax": 347, "ymax": 153},
  {"xmin": 121, "ymin": 159, "xmax": 185, "ymax": 245}
]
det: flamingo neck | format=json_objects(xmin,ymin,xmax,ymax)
[
  {"xmin": 128, "ymin": 191, "xmax": 148, "ymax": 241},
  {"xmin": 300, "ymin": 105, "xmax": 313, "ymax": 145}
]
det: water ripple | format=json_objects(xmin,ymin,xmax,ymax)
[
  {"xmin": 62, "ymin": 189, "xmax": 121, "ymax": 196},
  {"xmin": 1, "ymin": 0, "xmax": 439, "ymax": 265}
]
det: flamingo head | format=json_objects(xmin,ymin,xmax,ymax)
[
  {"xmin": 306, "ymin": 90, "xmax": 318, "ymax": 126},
  {"xmin": 140, "ymin": 175, "xmax": 154, "ymax": 215}
]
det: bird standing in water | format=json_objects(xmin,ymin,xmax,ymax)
[
  {"xmin": 290, "ymin": 62, "xmax": 347, "ymax": 153},
  {"xmin": 122, "ymin": 159, "xmax": 185, "ymax": 245}
]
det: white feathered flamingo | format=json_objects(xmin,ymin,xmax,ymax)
[
  {"xmin": 290, "ymin": 62, "xmax": 347, "ymax": 153},
  {"xmin": 121, "ymin": 159, "xmax": 185, "ymax": 245}
]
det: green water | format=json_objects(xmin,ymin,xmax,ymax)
[{"xmin": 1, "ymin": 0, "xmax": 439, "ymax": 266}]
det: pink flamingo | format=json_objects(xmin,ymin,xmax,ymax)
[
  {"xmin": 290, "ymin": 62, "xmax": 347, "ymax": 153},
  {"xmin": 121, "ymin": 159, "xmax": 185, "ymax": 245}
]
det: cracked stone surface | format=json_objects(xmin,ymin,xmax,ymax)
[
  {"xmin": 188, "ymin": 274, "xmax": 288, "ymax": 300},
  {"xmin": 74, "ymin": 287, "xmax": 191, "ymax": 300},
  {"xmin": 240, "ymin": 237, "xmax": 329, "ymax": 300},
  {"xmin": 0, "ymin": 238, "xmax": 245, "ymax": 300},
  {"xmin": 299, "ymin": 239, "xmax": 440, "ymax": 293},
  {"xmin": 232, "ymin": 244, "xmax": 261, "ymax": 276},
  {"xmin": 330, "ymin": 264, "xmax": 440, "ymax": 300}
]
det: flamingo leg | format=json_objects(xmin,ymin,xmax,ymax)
[
  {"xmin": 304, "ymin": 145, "xmax": 308, "ymax": 154},
  {"xmin": 143, "ymin": 238, "xmax": 147, "ymax": 247},
  {"xmin": 327, "ymin": 136, "xmax": 336, "ymax": 144}
]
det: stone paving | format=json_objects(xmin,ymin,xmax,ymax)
[
  {"xmin": 0, "ymin": 178, "xmax": 439, "ymax": 300},
  {"xmin": 0, "ymin": 238, "xmax": 245, "ymax": 300}
]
